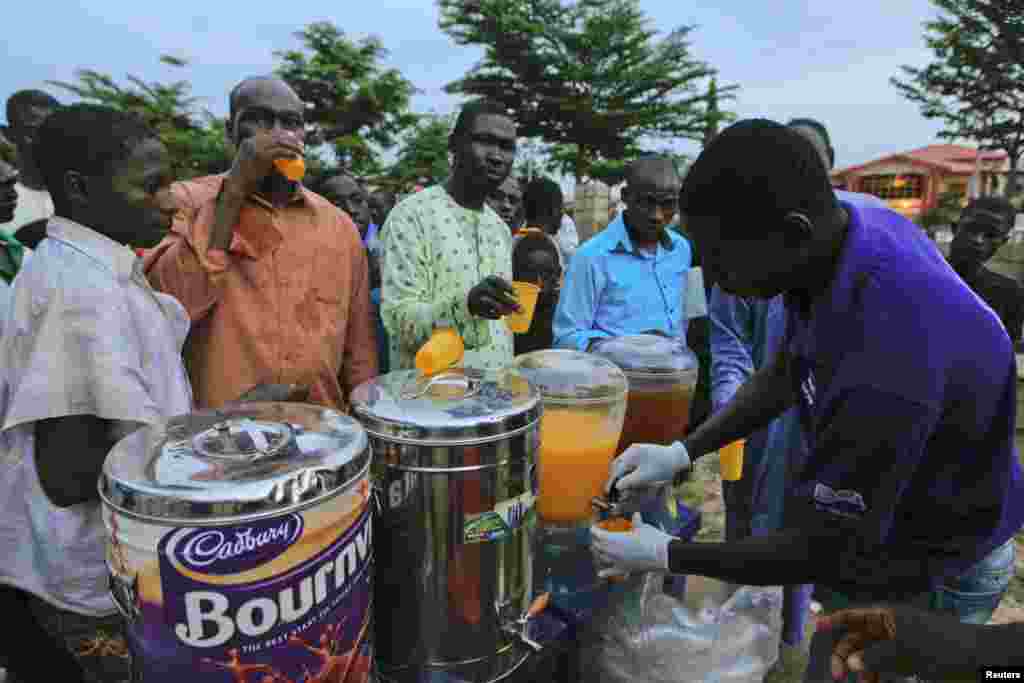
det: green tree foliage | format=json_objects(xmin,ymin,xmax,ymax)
[
  {"xmin": 275, "ymin": 22, "xmax": 419, "ymax": 177},
  {"xmin": 893, "ymin": 0, "xmax": 1024, "ymax": 195},
  {"xmin": 439, "ymin": 0, "xmax": 735, "ymax": 181},
  {"xmin": 388, "ymin": 113, "xmax": 453, "ymax": 189},
  {"xmin": 916, "ymin": 190, "xmax": 965, "ymax": 236},
  {"xmin": 48, "ymin": 55, "xmax": 231, "ymax": 180}
]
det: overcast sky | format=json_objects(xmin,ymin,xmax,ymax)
[{"xmin": 3, "ymin": 0, "xmax": 947, "ymax": 178}]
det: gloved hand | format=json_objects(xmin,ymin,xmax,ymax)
[
  {"xmin": 590, "ymin": 513, "xmax": 675, "ymax": 576},
  {"xmin": 467, "ymin": 275, "xmax": 521, "ymax": 320},
  {"xmin": 606, "ymin": 440, "xmax": 690, "ymax": 497}
]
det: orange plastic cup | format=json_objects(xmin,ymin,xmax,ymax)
[
  {"xmin": 273, "ymin": 157, "xmax": 306, "ymax": 182},
  {"xmin": 720, "ymin": 439, "xmax": 745, "ymax": 481},
  {"xmin": 596, "ymin": 517, "xmax": 633, "ymax": 533},
  {"xmin": 505, "ymin": 281, "xmax": 541, "ymax": 334}
]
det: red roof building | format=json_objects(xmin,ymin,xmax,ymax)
[{"xmin": 831, "ymin": 144, "xmax": 1009, "ymax": 219}]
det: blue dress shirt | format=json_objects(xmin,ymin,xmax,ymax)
[{"xmin": 553, "ymin": 214, "xmax": 692, "ymax": 350}]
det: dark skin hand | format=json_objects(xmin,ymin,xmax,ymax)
[
  {"xmin": 818, "ymin": 604, "xmax": 1024, "ymax": 683},
  {"xmin": 211, "ymin": 78, "xmax": 306, "ymax": 253},
  {"xmin": 35, "ymin": 383, "xmax": 308, "ymax": 508},
  {"xmin": 468, "ymin": 275, "xmax": 521, "ymax": 319},
  {"xmin": 212, "ymin": 129, "xmax": 304, "ymax": 251}
]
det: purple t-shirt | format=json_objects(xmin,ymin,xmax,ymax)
[{"xmin": 784, "ymin": 201, "xmax": 1024, "ymax": 590}]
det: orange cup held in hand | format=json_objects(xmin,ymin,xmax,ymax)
[
  {"xmin": 719, "ymin": 439, "xmax": 745, "ymax": 481},
  {"xmin": 505, "ymin": 281, "xmax": 541, "ymax": 334},
  {"xmin": 273, "ymin": 157, "xmax": 306, "ymax": 182}
]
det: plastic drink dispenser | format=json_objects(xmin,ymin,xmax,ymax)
[
  {"xmin": 513, "ymin": 350, "xmax": 628, "ymax": 525},
  {"xmin": 592, "ymin": 334, "xmax": 699, "ymax": 452}
]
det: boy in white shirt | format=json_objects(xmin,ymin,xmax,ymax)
[{"xmin": 0, "ymin": 104, "xmax": 188, "ymax": 683}]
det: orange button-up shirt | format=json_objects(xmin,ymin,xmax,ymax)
[{"xmin": 145, "ymin": 175, "xmax": 378, "ymax": 411}]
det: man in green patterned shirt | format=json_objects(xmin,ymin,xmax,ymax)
[{"xmin": 381, "ymin": 100, "xmax": 521, "ymax": 371}]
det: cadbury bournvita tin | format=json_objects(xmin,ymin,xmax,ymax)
[{"xmin": 99, "ymin": 403, "xmax": 372, "ymax": 683}]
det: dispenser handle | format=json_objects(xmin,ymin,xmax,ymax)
[{"xmin": 399, "ymin": 371, "xmax": 482, "ymax": 401}]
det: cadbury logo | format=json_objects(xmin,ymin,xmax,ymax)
[{"xmin": 171, "ymin": 515, "xmax": 304, "ymax": 576}]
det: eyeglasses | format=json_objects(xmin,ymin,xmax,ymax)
[
  {"xmin": 630, "ymin": 194, "xmax": 678, "ymax": 211},
  {"xmin": 237, "ymin": 107, "xmax": 305, "ymax": 132}
]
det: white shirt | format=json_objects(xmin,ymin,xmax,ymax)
[
  {"xmin": 557, "ymin": 214, "xmax": 579, "ymax": 262},
  {"xmin": 0, "ymin": 217, "xmax": 192, "ymax": 615},
  {"xmin": 3, "ymin": 182, "xmax": 54, "ymax": 237}
]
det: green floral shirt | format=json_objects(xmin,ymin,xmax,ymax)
[
  {"xmin": 380, "ymin": 186, "xmax": 514, "ymax": 371},
  {"xmin": 0, "ymin": 232, "xmax": 25, "ymax": 285}
]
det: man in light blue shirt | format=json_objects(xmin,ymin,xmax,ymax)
[{"xmin": 554, "ymin": 156, "xmax": 691, "ymax": 350}]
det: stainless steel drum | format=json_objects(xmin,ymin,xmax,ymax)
[
  {"xmin": 99, "ymin": 403, "xmax": 373, "ymax": 683},
  {"xmin": 350, "ymin": 368, "xmax": 542, "ymax": 683}
]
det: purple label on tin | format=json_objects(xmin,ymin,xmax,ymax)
[
  {"xmin": 128, "ymin": 507, "xmax": 374, "ymax": 682},
  {"xmin": 166, "ymin": 513, "xmax": 305, "ymax": 576}
]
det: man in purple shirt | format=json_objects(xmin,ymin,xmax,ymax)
[{"xmin": 591, "ymin": 119, "xmax": 1024, "ymax": 682}]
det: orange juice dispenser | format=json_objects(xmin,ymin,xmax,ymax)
[
  {"xmin": 512, "ymin": 350, "xmax": 629, "ymax": 525},
  {"xmin": 513, "ymin": 349, "xmax": 629, "ymax": 616}
]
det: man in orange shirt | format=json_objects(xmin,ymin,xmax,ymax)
[{"xmin": 146, "ymin": 76, "xmax": 377, "ymax": 410}]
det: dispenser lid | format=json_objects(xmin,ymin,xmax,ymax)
[
  {"xmin": 100, "ymin": 403, "xmax": 369, "ymax": 523},
  {"xmin": 513, "ymin": 349, "xmax": 628, "ymax": 405},
  {"xmin": 591, "ymin": 334, "xmax": 698, "ymax": 380},
  {"xmin": 350, "ymin": 367, "xmax": 541, "ymax": 446}
]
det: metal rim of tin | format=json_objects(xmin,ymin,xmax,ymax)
[
  {"xmin": 98, "ymin": 456, "xmax": 372, "ymax": 527},
  {"xmin": 99, "ymin": 404, "xmax": 372, "ymax": 526}
]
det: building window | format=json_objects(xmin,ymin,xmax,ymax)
[{"xmin": 859, "ymin": 174, "xmax": 925, "ymax": 200}]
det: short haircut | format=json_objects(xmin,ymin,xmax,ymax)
[
  {"xmin": 6, "ymin": 89, "xmax": 60, "ymax": 127},
  {"xmin": 34, "ymin": 104, "xmax": 158, "ymax": 212},
  {"xmin": 513, "ymin": 232, "xmax": 562, "ymax": 281},
  {"xmin": 680, "ymin": 118, "xmax": 837, "ymax": 228},
  {"xmin": 523, "ymin": 177, "xmax": 563, "ymax": 224},
  {"xmin": 963, "ymin": 196, "xmax": 1017, "ymax": 230},
  {"xmin": 450, "ymin": 99, "xmax": 512, "ymax": 142},
  {"xmin": 625, "ymin": 154, "xmax": 680, "ymax": 187},
  {"xmin": 228, "ymin": 75, "xmax": 281, "ymax": 122},
  {"xmin": 372, "ymin": 189, "xmax": 396, "ymax": 204},
  {"xmin": 787, "ymin": 118, "xmax": 832, "ymax": 150}
]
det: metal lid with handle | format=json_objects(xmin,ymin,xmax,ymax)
[
  {"xmin": 100, "ymin": 403, "xmax": 369, "ymax": 524},
  {"xmin": 350, "ymin": 367, "xmax": 541, "ymax": 446}
]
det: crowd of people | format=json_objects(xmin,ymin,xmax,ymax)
[{"xmin": 0, "ymin": 75, "xmax": 1023, "ymax": 683}]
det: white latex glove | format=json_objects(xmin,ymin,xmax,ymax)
[
  {"xmin": 590, "ymin": 513, "xmax": 675, "ymax": 576},
  {"xmin": 606, "ymin": 440, "xmax": 691, "ymax": 497}
]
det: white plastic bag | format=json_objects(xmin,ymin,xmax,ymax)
[{"xmin": 580, "ymin": 574, "xmax": 783, "ymax": 683}]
